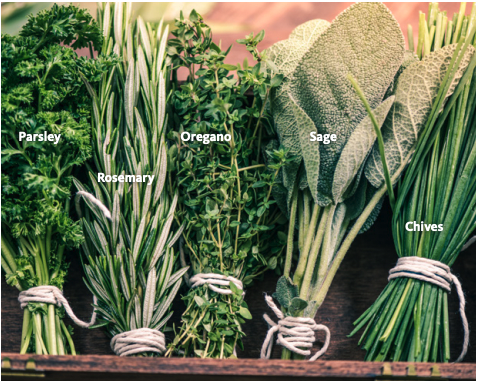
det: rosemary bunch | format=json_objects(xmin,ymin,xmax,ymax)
[
  {"xmin": 351, "ymin": 3, "xmax": 476, "ymax": 362},
  {"xmin": 164, "ymin": 11, "xmax": 288, "ymax": 358},
  {"xmin": 75, "ymin": 3, "xmax": 187, "ymax": 355}
]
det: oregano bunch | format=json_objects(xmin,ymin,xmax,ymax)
[{"xmin": 165, "ymin": 10, "xmax": 289, "ymax": 358}]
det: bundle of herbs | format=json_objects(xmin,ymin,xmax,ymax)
[
  {"xmin": 74, "ymin": 2, "xmax": 188, "ymax": 356},
  {"xmin": 351, "ymin": 3, "xmax": 476, "ymax": 362},
  {"xmin": 262, "ymin": 2, "xmax": 474, "ymax": 360},
  {"xmin": 1, "ymin": 4, "xmax": 113, "ymax": 354},
  {"xmin": 164, "ymin": 10, "xmax": 288, "ymax": 358}
]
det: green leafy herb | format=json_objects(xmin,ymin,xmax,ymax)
[
  {"xmin": 1, "ymin": 4, "xmax": 109, "ymax": 355},
  {"xmin": 351, "ymin": 3, "xmax": 476, "ymax": 362},
  {"xmin": 266, "ymin": 2, "xmax": 473, "ymax": 361},
  {"xmin": 74, "ymin": 3, "xmax": 187, "ymax": 355},
  {"xmin": 164, "ymin": 10, "xmax": 288, "ymax": 359}
]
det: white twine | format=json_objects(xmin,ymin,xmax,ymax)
[
  {"xmin": 18, "ymin": 285, "xmax": 97, "ymax": 328},
  {"xmin": 189, "ymin": 273, "xmax": 244, "ymax": 295},
  {"xmin": 388, "ymin": 256, "xmax": 468, "ymax": 363},
  {"xmin": 75, "ymin": 191, "xmax": 112, "ymax": 220},
  {"xmin": 111, "ymin": 328, "xmax": 166, "ymax": 356},
  {"xmin": 260, "ymin": 295, "xmax": 330, "ymax": 361}
]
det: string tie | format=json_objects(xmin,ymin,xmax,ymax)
[
  {"xmin": 18, "ymin": 285, "xmax": 96, "ymax": 328},
  {"xmin": 388, "ymin": 256, "xmax": 468, "ymax": 362},
  {"xmin": 189, "ymin": 273, "xmax": 244, "ymax": 295},
  {"xmin": 111, "ymin": 328, "xmax": 166, "ymax": 356},
  {"xmin": 260, "ymin": 295, "xmax": 330, "ymax": 361}
]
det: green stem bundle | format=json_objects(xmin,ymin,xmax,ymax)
[
  {"xmin": 1, "ymin": 4, "xmax": 108, "ymax": 354},
  {"xmin": 164, "ymin": 11, "xmax": 288, "ymax": 358},
  {"xmin": 75, "ymin": 3, "xmax": 187, "ymax": 356},
  {"xmin": 351, "ymin": 3, "xmax": 476, "ymax": 362}
]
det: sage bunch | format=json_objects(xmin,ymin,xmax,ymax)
[
  {"xmin": 351, "ymin": 3, "xmax": 476, "ymax": 362},
  {"xmin": 75, "ymin": 2, "xmax": 187, "ymax": 356},
  {"xmin": 265, "ymin": 2, "xmax": 474, "ymax": 360},
  {"xmin": 164, "ymin": 10, "xmax": 288, "ymax": 358}
]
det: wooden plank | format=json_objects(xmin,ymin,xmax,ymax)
[{"xmin": 1, "ymin": 353, "xmax": 476, "ymax": 380}]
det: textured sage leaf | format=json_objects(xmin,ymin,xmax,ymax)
[
  {"xmin": 358, "ymin": 184, "xmax": 385, "ymax": 234},
  {"xmin": 343, "ymin": 175, "xmax": 368, "ymax": 222},
  {"xmin": 272, "ymin": 275, "xmax": 299, "ymax": 309},
  {"xmin": 288, "ymin": 296, "xmax": 309, "ymax": 316},
  {"xmin": 384, "ymin": 51, "xmax": 419, "ymax": 99},
  {"xmin": 289, "ymin": 2, "xmax": 404, "ymax": 203},
  {"xmin": 266, "ymin": 20, "xmax": 330, "ymax": 205},
  {"xmin": 287, "ymin": 94, "xmax": 322, "ymax": 203},
  {"xmin": 289, "ymin": 19, "xmax": 331, "ymax": 43},
  {"xmin": 332, "ymin": 96, "xmax": 395, "ymax": 203},
  {"xmin": 366, "ymin": 44, "xmax": 475, "ymax": 188},
  {"xmin": 266, "ymin": 19, "xmax": 329, "ymax": 80},
  {"xmin": 326, "ymin": 202, "xmax": 347, "ymax": 264}
]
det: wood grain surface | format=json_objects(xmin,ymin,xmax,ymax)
[
  {"xmin": 1, "ymin": 354, "xmax": 476, "ymax": 381},
  {"xmin": 1, "ymin": 206, "xmax": 476, "ymax": 362}
]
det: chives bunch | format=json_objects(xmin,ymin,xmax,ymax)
[
  {"xmin": 351, "ymin": 3, "xmax": 476, "ymax": 362},
  {"xmin": 75, "ymin": 2, "xmax": 187, "ymax": 354}
]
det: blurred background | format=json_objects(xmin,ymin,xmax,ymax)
[{"xmin": 2, "ymin": 2, "xmax": 474, "ymax": 65}]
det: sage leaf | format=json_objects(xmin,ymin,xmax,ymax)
[
  {"xmin": 266, "ymin": 20, "xmax": 330, "ymax": 205},
  {"xmin": 332, "ymin": 96, "xmax": 395, "ymax": 203},
  {"xmin": 272, "ymin": 275, "xmax": 299, "ymax": 309},
  {"xmin": 288, "ymin": 297, "xmax": 308, "ymax": 316},
  {"xmin": 366, "ymin": 44, "xmax": 475, "ymax": 188},
  {"xmin": 289, "ymin": 2, "xmax": 404, "ymax": 203}
]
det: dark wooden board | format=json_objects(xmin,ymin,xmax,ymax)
[
  {"xmin": 1, "ymin": 354, "xmax": 476, "ymax": 381},
  {"xmin": 2, "ymin": 206, "xmax": 475, "ymax": 362}
]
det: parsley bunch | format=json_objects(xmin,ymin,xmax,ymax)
[
  {"xmin": 165, "ymin": 10, "xmax": 289, "ymax": 358},
  {"xmin": 1, "ymin": 4, "xmax": 114, "ymax": 355}
]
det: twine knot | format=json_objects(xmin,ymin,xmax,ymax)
[
  {"xmin": 189, "ymin": 273, "xmax": 244, "ymax": 295},
  {"xmin": 18, "ymin": 285, "xmax": 96, "ymax": 328},
  {"xmin": 110, "ymin": 328, "xmax": 166, "ymax": 356},
  {"xmin": 260, "ymin": 295, "xmax": 330, "ymax": 360},
  {"xmin": 388, "ymin": 256, "xmax": 468, "ymax": 362}
]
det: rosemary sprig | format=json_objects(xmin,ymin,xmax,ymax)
[{"xmin": 75, "ymin": 2, "xmax": 188, "ymax": 355}]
